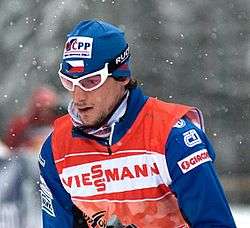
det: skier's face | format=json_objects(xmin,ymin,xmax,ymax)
[{"xmin": 71, "ymin": 77, "xmax": 129, "ymax": 128}]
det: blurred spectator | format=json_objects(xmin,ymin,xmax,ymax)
[
  {"xmin": 0, "ymin": 140, "xmax": 28, "ymax": 228},
  {"xmin": 3, "ymin": 86, "xmax": 65, "ymax": 153},
  {"xmin": 2, "ymin": 86, "xmax": 66, "ymax": 227}
]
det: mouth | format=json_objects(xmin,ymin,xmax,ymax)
[{"xmin": 77, "ymin": 106, "xmax": 93, "ymax": 112}]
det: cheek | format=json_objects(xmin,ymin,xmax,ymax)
[
  {"xmin": 92, "ymin": 80, "xmax": 124, "ymax": 112},
  {"xmin": 93, "ymin": 95, "xmax": 107, "ymax": 111},
  {"xmin": 95, "ymin": 96, "xmax": 103, "ymax": 103},
  {"xmin": 98, "ymin": 90, "xmax": 116, "ymax": 112},
  {"xmin": 96, "ymin": 86, "xmax": 114, "ymax": 102}
]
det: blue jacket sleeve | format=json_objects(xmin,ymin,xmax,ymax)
[
  {"xmin": 39, "ymin": 134, "xmax": 86, "ymax": 228},
  {"xmin": 166, "ymin": 118, "xmax": 236, "ymax": 227}
]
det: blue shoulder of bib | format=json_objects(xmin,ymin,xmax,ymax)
[
  {"xmin": 165, "ymin": 117, "xmax": 236, "ymax": 227},
  {"xmin": 39, "ymin": 135, "xmax": 81, "ymax": 227}
]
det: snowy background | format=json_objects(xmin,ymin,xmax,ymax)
[{"xmin": 0, "ymin": 0, "xmax": 249, "ymax": 226}]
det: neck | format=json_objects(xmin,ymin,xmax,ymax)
[{"xmin": 68, "ymin": 90, "xmax": 129, "ymax": 133}]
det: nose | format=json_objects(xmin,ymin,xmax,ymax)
[{"xmin": 72, "ymin": 85, "xmax": 88, "ymax": 103}]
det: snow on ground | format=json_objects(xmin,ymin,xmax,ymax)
[{"xmin": 231, "ymin": 205, "xmax": 250, "ymax": 228}]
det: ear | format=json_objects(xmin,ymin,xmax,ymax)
[{"xmin": 119, "ymin": 77, "xmax": 130, "ymax": 86}]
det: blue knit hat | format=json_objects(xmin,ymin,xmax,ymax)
[{"xmin": 60, "ymin": 19, "xmax": 131, "ymax": 79}]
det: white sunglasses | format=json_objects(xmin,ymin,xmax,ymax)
[{"xmin": 58, "ymin": 63, "xmax": 112, "ymax": 92}]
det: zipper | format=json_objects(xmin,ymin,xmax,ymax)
[
  {"xmin": 107, "ymin": 123, "xmax": 115, "ymax": 155},
  {"xmin": 107, "ymin": 145, "xmax": 112, "ymax": 155}
]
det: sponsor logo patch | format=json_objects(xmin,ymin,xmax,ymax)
[
  {"xmin": 40, "ymin": 176, "xmax": 55, "ymax": 217},
  {"xmin": 83, "ymin": 211, "xmax": 106, "ymax": 228},
  {"xmin": 115, "ymin": 46, "xmax": 130, "ymax": 65},
  {"xmin": 59, "ymin": 153, "xmax": 168, "ymax": 197},
  {"xmin": 173, "ymin": 119, "xmax": 186, "ymax": 128},
  {"xmin": 177, "ymin": 149, "xmax": 212, "ymax": 174},
  {"xmin": 38, "ymin": 153, "xmax": 45, "ymax": 167},
  {"xmin": 62, "ymin": 161, "xmax": 160, "ymax": 193},
  {"xmin": 183, "ymin": 129, "xmax": 202, "ymax": 147},
  {"xmin": 63, "ymin": 36, "xmax": 93, "ymax": 59}
]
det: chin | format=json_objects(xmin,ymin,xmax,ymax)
[
  {"xmin": 80, "ymin": 113, "xmax": 106, "ymax": 129},
  {"xmin": 81, "ymin": 119, "xmax": 98, "ymax": 128}
]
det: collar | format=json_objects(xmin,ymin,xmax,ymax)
[
  {"xmin": 71, "ymin": 87, "xmax": 148, "ymax": 145},
  {"xmin": 68, "ymin": 91, "xmax": 129, "ymax": 138}
]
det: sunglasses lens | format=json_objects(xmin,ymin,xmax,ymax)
[
  {"xmin": 79, "ymin": 75, "xmax": 102, "ymax": 89},
  {"xmin": 59, "ymin": 75, "xmax": 74, "ymax": 91}
]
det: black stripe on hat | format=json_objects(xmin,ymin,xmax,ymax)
[{"xmin": 108, "ymin": 44, "xmax": 130, "ymax": 73}]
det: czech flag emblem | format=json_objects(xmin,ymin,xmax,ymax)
[{"xmin": 66, "ymin": 60, "xmax": 85, "ymax": 73}]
